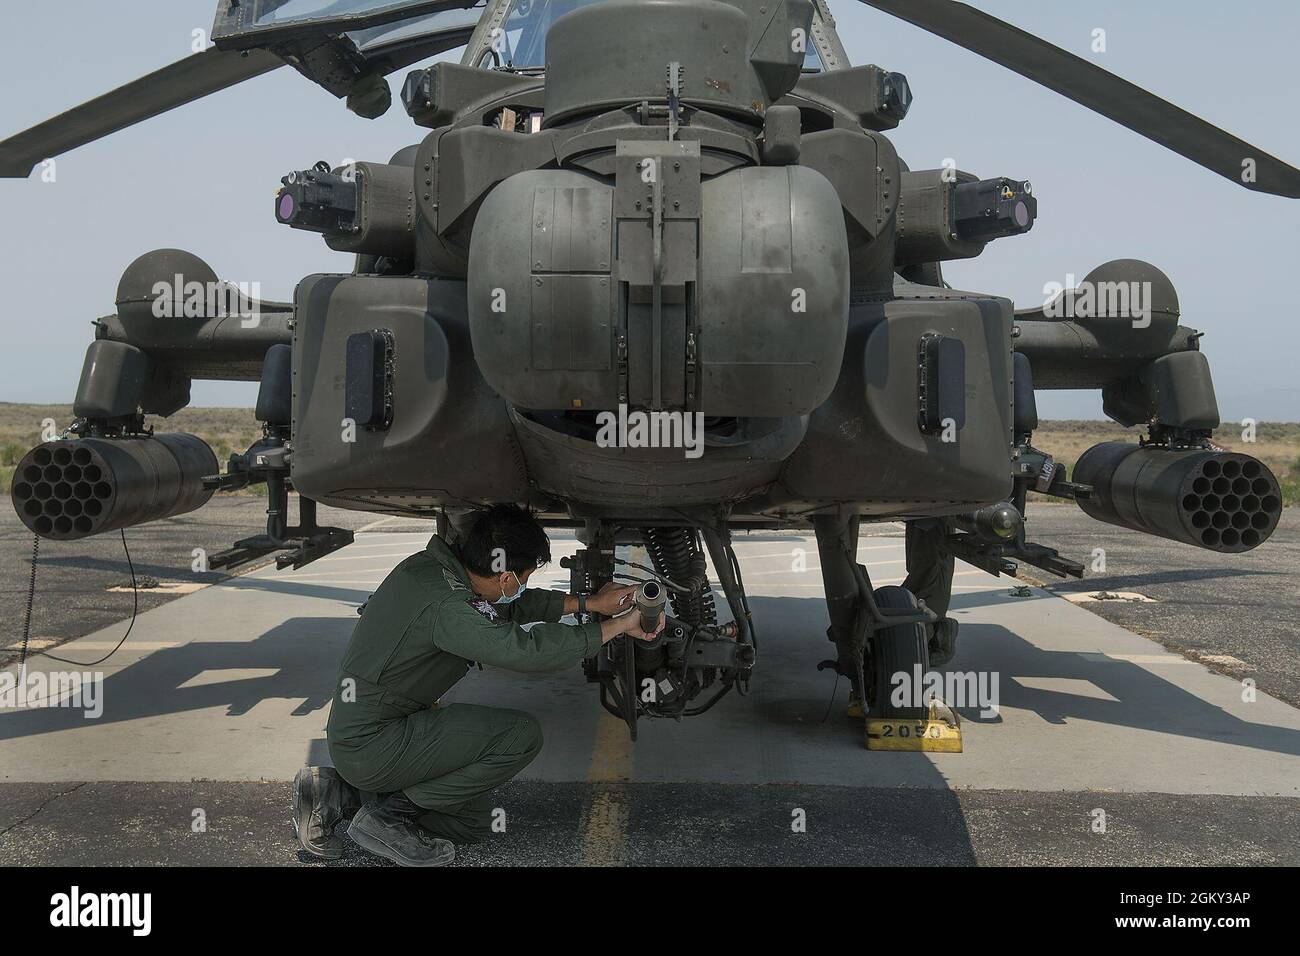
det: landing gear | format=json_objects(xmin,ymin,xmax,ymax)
[
  {"xmin": 812, "ymin": 514, "xmax": 937, "ymax": 720},
  {"xmin": 567, "ymin": 521, "xmax": 755, "ymax": 740},
  {"xmin": 868, "ymin": 585, "xmax": 930, "ymax": 720}
]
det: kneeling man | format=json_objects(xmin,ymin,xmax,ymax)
[{"xmin": 292, "ymin": 505, "xmax": 658, "ymax": 865}]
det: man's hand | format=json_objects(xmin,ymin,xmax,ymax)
[
  {"xmin": 585, "ymin": 582, "xmax": 638, "ymax": 617},
  {"xmin": 599, "ymin": 605, "xmax": 665, "ymax": 645}
]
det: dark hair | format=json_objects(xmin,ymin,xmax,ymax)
[{"xmin": 458, "ymin": 505, "xmax": 551, "ymax": 576}]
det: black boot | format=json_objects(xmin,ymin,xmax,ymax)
[
  {"xmin": 347, "ymin": 792, "xmax": 456, "ymax": 867},
  {"xmin": 292, "ymin": 766, "xmax": 363, "ymax": 860}
]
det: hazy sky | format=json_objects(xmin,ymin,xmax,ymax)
[{"xmin": 1, "ymin": 0, "xmax": 1297, "ymax": 420}]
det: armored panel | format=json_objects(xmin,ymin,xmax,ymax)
[
  {"xmin": 469, "ymin": 169, "xmax": 618, "ymax": 410},
  {"xmin": 696, "ymin": 164, "xmax": 850, "ymax": 415},
  {"xmin": 779, "ymin": 290, "xmax": 1015, "ymax": 511},
  {"xmin": 761, "ymin": 105, "xmax": 802, "ymax": 165},
  {"xmin": 468, "ymin": 162, "xmax": 849, "ymax": 417},
  {"xmin": 797, "ymin": 129, "xmax": 898, "ymax": 242},
  {"xmin": 291, "ymin": 275, "xmax": 527, "ymax": 509}
]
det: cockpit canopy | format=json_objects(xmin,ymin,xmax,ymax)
[
  {"xmin": 472, "ymin": 0, "xmax": 823, "ymax": 70},
  {"xmin": 213, "ymin": 0, "xmax": 487, "ymax": 55},
  {"xmin": 213, "ymin": 0, "xmax": 825, "ymax": 77}
]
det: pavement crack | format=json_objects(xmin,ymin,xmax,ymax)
[{"xmin": 0, "ymin": 781, "xmax": 87, "ymax": 840}]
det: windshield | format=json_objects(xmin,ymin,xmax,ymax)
[
  {"xmin": 216, "ymin": 0, "xmax": 487, "ymax": 53},
  {"xmin": 348, "ymin": 4, "xmax": 484, "ymax": 51},
  {"xmin": 474, "ymin": 0, "xmax": 831, "ymax": 71},
  {"xmin": 244, "ymin": 1, "xmax": 436, "ymax": 25}
]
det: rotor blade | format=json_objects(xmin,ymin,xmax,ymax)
[
  {"xmin": 0, "ymin": 47, "xmax": 284, "ymax": 179},
  {"xmin": 857, "ymin": 0, "xmax": 1300, "ymax": 198}
]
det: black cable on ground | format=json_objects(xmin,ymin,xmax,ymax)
[
  {"xmin": 18, "ymin": 532, "xmax": 39, "ymax": 675},
  {"xmin": 38, "ymin": 529, "xmax": 139, "ymax": 668}
]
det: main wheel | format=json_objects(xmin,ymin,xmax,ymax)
[{"xmin": 867, "ymin": 585, "xmax": 930, "ymax": 719}]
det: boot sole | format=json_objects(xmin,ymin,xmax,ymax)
[
  {"xmin": 347, "ymin": 813, "xmax": 456, "ymax": 868},
  {"xmin": 292, "ymin": 769, "xmax": 343, "ymax": 861}
]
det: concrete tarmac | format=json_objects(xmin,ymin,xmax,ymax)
[{"xmin": 2, "ymin": 517, "xmax": 1297, "ymax": 866}]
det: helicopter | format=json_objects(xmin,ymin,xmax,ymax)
[{"xmin": 4, "ymin": 0, "xmax": 1297, "ymax": 741}]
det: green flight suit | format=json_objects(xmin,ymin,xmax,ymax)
[
  {"xmin": 902, "ymin": 518, "xmax": 955, "ymax": 621},
  {"xmin": 326, "ymin": 535, "xmax": 602, "ymax": 844}
]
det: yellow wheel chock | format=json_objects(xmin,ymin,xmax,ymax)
[{"xmin": 865, "ymin": 700, "xmax": 963, "ymax": 752}]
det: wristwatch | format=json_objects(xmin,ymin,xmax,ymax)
[{"xmin": 577, "ymin": 593, "xmax": 587, "ymax": 615}]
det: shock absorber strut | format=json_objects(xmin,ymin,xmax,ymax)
[{"xmin": 644, "ymin": 527, "xmax": 715, "ymax": 625}]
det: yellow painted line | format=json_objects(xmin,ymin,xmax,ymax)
[
  {"xmin": 732, "ymin": 543, "xmax": 902, "ymax": 560},
  {"xmin": 343, "ymin": 537, "xmax": 432, "ymax": 548},
  {"xmin": 307, "ymin": 548, "xmax": 422, "ymax": 564},
  {"xmin": 577, "ymin": 710, "xmax": 635, "ymax": 866},
  {"xmin": 252, "ymin": 578, "xmax": 384, "ymax": 588},
  {"xmin": 3, "ymin": 638, "xmax": 60, "ymax": 651},
  {"xmin": 751, "ymin": 570, "xmax": 994, "ymax": 590},
  {"xmin": 3, "ymin": 641, "xmax": 183, "ymax": 661},
  {"xmin": 1077, "ymin": 652, "xmax": 1197, "ymax": 665},
  {"xmin": 746, "ymin": 558, "xmax": 907, "ymax": 577},
  {"xmin": 274, "ymin": 564, "xmax": 415, "ymax": 579},
  {"xmin": 356, "ymin": 516, "xmax": 402, "ymax": 533}
]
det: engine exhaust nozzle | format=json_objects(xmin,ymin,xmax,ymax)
[
  {"xmin": 10, "ymin": 434, "xmax": 217, "ymax": 541},
  {"xmin": 1073, "ymin": 442, "xmax": 1281, "ymax": 553}
]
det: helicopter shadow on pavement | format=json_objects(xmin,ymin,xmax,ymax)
[
  {"xmin": 0, "ymin": 615, "xmax": 352, "ymax": 743},
  {"xmin": 7, "ymin": 588, "xmax": 1293, "ymax": 866},
  {"xmin": 940, "ymin": 597, "xmax": 1300, "ymax": 759},
  {"xmin": 4, "ymin": 588, "xmax": 1295, "ymax": 761},
  {"xmin": 739, "ymin": 595, "xmax": 1300, "ymax": 760}
]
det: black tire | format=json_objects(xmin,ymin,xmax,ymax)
[{"xmin": 868, "ymin": 585, "xmax": 930, "ymax": 719}]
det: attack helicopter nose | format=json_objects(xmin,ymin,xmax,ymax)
[{"xmin": 463, "ymin": 0, "xmax": 848, "ymax": 418}]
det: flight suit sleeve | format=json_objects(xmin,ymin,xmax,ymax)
[
  {"xmin": 432, "ymin": 593, "xmax": 603, "ymax": 673},
  {"xmin": 502, "ymin": 587, "xmax": 567, "ymax": 625}
]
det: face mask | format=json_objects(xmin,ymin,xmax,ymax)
[{"xmin": 495, "ymin": 571, "xmax": 525, "ymax": 605}]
